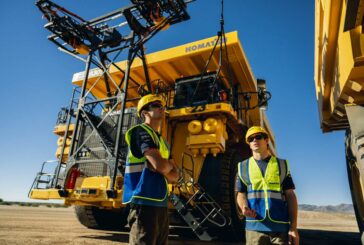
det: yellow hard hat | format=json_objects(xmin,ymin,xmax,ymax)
[
  {"xmin": 245, "ymin": 126, "xmax": 268, "ymax": 144},
  {"xmin": 137, "ymin": 94, "xmax": 165, "ymax": 117}
]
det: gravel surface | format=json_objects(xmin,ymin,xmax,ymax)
[{"xmin": 0, "ymin": 206, "xmax": 360, "ymax": 244}]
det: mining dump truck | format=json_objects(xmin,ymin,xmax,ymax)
[
  {"xmin": 29, "ymin": 0, "xmax": 275, "ymax": 241},
  {"xmin": 314, "ymin": 0, "xmax": 364, "ymax": 242}
]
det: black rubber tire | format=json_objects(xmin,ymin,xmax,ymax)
[
  {"xmin": 74, "ymin": 205, "xmax": 129, "ymax": 231},
  {"xmin": 199, "ymin": 147, "xmax": 250, "ymax": 242},
  {"xmin": 345, "ymin": 129, "xmax": 364, "ymax": 243},
  {"xmin": 218, "ymin": 149, "xmax": 246, "ymax": 241}
]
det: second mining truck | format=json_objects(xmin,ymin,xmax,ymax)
[
  {"xmin": 29, "ymin": 0, "xmax": 275, "ymax": 241},
  {"xmin": 314, "ymin": 0, "xmax": 364, "ymax": 242}
]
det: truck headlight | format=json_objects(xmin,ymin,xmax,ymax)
[
  {"xmin": 203, "ymin": 118, "xmax": 218, "ymax": 133},
  {"xmin": 188, "ymin": 120, "xmax": 202, "ymax": 134}
]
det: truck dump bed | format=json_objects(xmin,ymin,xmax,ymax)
[
  {"xmin": 314, "ymin": 0, "xmax": 364, "ymax": 132},
  {"xmin": 72, "ymin": 31, "xmax": 255, "ymax": 96},
  {"xmin": 72, "ymin": 31, "xmax": 274, "ymax": 142}
]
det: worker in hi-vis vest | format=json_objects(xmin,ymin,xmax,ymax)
[
  {"xmin": 122, "ymin": 94, "xmax": 179, "ymax": 245},
  {"xmin": 236, "ymin": 126, "xmax": 299, "ymax": 245}
]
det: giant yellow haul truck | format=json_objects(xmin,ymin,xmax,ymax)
[
  {"xmin": 29, "ymin": 0, "xmax": 275, "ymax": 242},
  {"xmin": 314, "ymin": 0, "xmax": 364, "ymax": 241}
]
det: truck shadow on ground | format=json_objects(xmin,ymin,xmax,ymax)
[
  {"xmin": 80, "ymin": 228, "xmax": 361, "ymax": 245},
  {"xmin": 298, "ymin": 229, "xmax": 360, "ymax": 245}
]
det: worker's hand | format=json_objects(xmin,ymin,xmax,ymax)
[
  {"xmin": 242, "ymin": 206, "xmax": 257, "ymax": 218},
  {"xmin": 162, "ymin": 158, "xmax": 177, "ymax": 183},
  {"xmin": 169, "ymin": 159, "xmax": 177, "ymax": 168},
  {"xmin": 288, "ymin": 227, "xmax": 299, "ymax": 245},
  {"xmin": 165, "ymin": 165, "xmax": 179, "ymax": 183}
]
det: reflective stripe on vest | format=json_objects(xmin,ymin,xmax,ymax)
[
  {"xmin": 247, "ymin": 190, "xmax": 283, "ymax": 200},
  {"xmin": 122, "ymin": 124, "xmax": 170, "ymax": 204},
  {"xmin": 125, "ymin": 162, "xmax": 146, "ymax": 174},
  {"xmin": 238, "ymin": 156, "xmax": 290, "ymax": 224}
]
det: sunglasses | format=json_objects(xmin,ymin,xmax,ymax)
[
  {"xmin": 248, "ymin": 134, "xmax": 266, "ymax": 142},
  {"xmin": 148, "ymin": 103, "xmax": 164, "ymax": 110}
]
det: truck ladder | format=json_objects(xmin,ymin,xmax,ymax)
[{"xmin": 170, "ymin": 181, "xmax": 230, "ymax": 241}]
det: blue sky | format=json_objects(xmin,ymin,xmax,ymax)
[{"xmin": 0, "ymin": 0, "xmax": 352, "ymax": 205}]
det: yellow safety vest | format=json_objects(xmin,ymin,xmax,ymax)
[
  {"xmin": 122, "ymin": 124, "xmax": 170, "ymax": 206},
  {"xmin": 238, "ymin": 156, "xmax": 290, "ymax": 224}
]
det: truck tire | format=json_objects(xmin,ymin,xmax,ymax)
[
  {"xmin": 345, "ymin": 129, "xmax": 364, "ymax": 242},
  {"xmin": 74, "ymin": 206, "xmax": 129, "ymax": 231},
  {"xmin": 199, "ymin": 148, "xmax": 249, "ymax": 242},
  {"xmin": 219, "ymin": 149, "xmax": 248, "ymax": 241}
]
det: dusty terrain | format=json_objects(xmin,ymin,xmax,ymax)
[{"xmin": 0, "ymin": 205, "xmax": 360, "ymax": 244}]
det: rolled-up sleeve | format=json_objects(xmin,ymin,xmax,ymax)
[
  {"xmin": 129, "ymin": 127, "xmax": 158, "ymax": 158},
  {"xmin": 235, "ymin": 175, "xmax": 247, "ymax": 193},
  {"xmin": 282, "ymin": 174, "xmax": 295, "ymax": 191}
]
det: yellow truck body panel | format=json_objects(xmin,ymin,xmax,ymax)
[
  {"xmin": 315, "ymin": 0, "xmax": 364, "ymax": 131},
  {"xmin": 72, "ymin": 31, "xmax": 268, "ymax": 129}
]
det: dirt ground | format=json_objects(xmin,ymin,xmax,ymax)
[{"xmin": 0, "ymin": 206, "xmax": 360, "ymax": 245}]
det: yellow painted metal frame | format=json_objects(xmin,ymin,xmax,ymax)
[
  {"xmin": 30, "ymin": 31, "xmax": 277, "ymax": 203},
  {"xmin": 31, "ymin": 176, "xmax": 125, "ymax": 208},
  {"xmin": 30, "ymin": 189, "xmax": 63, "ymax": 200},
  {"xmin": 72, "ymin": 31, "xmax": 264, "ymax": 126},
  {"xmin": 315, "ymin": 0, "xmax": 364, "ymax": 132},
  {"xmin": 72, "ymin": 31, "xmax": 256, "ymax": 95},
  {"xmin": 53, "ymin": 124, "xmax": 74, "ymax": 162},
  {"xmin": 169, "ymin": 102, "xmax": 237, "ymax": 120},
  {"xmin": 73, "ymin": 31, "xmax": 275, "ymax": 133}
]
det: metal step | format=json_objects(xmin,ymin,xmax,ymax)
[
  {"xmin": 36, "ymin": 180, "xmax": 51, "ymax": 184},
  {"xmin": 170, "ymin": 193, "xmax": 214, "ymax": 241}
]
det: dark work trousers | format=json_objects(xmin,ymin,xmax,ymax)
[
  {"xmin": 246, "ymin": 230, "xmax": 289, "ymax": 245},
  {"xmin": 128, "ymin": 204, "xmax": 169, "ymax": 245}
]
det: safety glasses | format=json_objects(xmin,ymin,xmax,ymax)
[{"xmin": 248, "ymin": 134, "xmax": 266, "ymax": 143}]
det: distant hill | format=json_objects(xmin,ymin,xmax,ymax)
[
  {"xmin": 0, "ymin": 198, "xmax": 66, "ymax": 208},
  {"xmin": 299, "ymin": 204, "xmax": 354, "ymax": 214}
]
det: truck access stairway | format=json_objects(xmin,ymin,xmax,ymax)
[
  {"xmin": 83, "ymin": 111, "xmax": 131, "ymax": 171},
  {"xmin": 170, "ymin": 178, "xmax": 231, "ymax": 241},
  {"xmin": 29, "ymin": 160, "xmax": 60, "ymax": 191}
]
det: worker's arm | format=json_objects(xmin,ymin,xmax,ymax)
[
  {"xmin": 164, "ymin": 159, "xmax": 179, "ymax": 183},
  {"xmin": 235, "ymin": 173, "xmax": 256, "ymax": 218},
  {"xmin": 144, "ymin": 149, "xmax": 179, "ymax": 182},
  {"xmin": 236, "ymin": 192, "xmax": 256, "ymax": 218},
  {"xmin": 285, "ymin": 189, "xmax": 299, "ymax": 245},
  {"xmin": 130, "ymin": 126, "xmax": 179, "ymax": 182}
]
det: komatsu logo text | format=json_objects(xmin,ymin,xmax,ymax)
[{"xmin": 185, "ymin": 38, "xmax": 227, "ymax": 53}]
